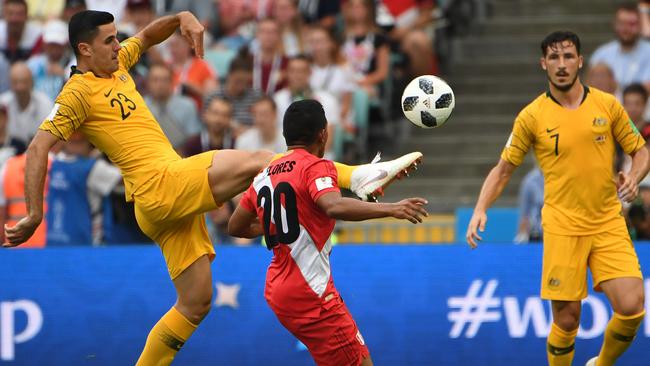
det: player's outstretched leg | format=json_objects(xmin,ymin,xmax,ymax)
[
  {"xmin": 547, "ymin": 301, "xmax": 580, "ymax": 366},
  {"xmin": 207, "ymin": 149, "xmax": 423, "ymax": 204},
  {"xmin": 207, "ymin": 149, "xmax": 276, "ymax": 204},
  {"xmin": 341, "ymin": 152, "xmax": 423, "ymax": 202},
  {"xmin": 592, "ymin": 278, "xmax": 645, "ymax": 366},
  {"xmin": 136, "ymin": 255, "xmax": 213, "ymax": 366}
]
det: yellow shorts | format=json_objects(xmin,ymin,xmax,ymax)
[
  {"xmin": 133, "ymin": 151, "xmax": 219, "ymax": 280},
  {"xmin": 541, "ymin": 221, "xmax": 643, "ymax": 301}
]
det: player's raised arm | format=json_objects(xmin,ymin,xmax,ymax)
[
  {"xmin": 135, "ymin": 11, "xmax": 204, "ymax": 58},
  {"xmin": 3, "ymin": 130, "xmax": 59, "ymax": 247},
  {"xmin": 465, "ymin": 159, "xmax": 517, "ymax": 248},
  {"xmin": 316, "ymin": 191, "xmax": 428, "ymax": 224}
]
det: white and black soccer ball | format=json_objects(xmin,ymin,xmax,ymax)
[{"xmin": 401, "ymin": 75, "xmax": 455, "ymax": 128}]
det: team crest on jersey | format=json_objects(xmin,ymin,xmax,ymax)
[
  {"xmin": 118, "ymin": 74, "xmax": 128, "ymax": 82},
  {"xmin": 592, "ymin": 117, "xmax": 607, "ymax": 127}
]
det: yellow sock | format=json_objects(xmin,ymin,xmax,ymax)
[
  {"xmin": 547, "ymin": 322, "xmax": 578, "ymax": 366},
  {"xmin": 333, "ymin": 162, "xmax": 356, "ymax": 189},
  {"xmin": 136, "ymin": 307, "xmax": 198, "ymax": 366},
  {"xmin": 597, "ymin": 311, "xmax": 645, "ymax": 366}
]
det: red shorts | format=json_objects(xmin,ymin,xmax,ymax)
[{"xmin": 275, "ymin": 297, "xmax": 370, "ymax": 366}]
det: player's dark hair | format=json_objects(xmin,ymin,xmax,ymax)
[
  {"xmin": 623, "ymin": 83, "xmax": 649, "ymax": 101},
  {"xmin": 283, "ymin": 99, "xmax": 327, "ymax": 146},
  {"xmin": 68, "ymin": 10, "xmax": 115, "ymax": 56},
  {"xmin": 254, "ymin": 95, "xmax": 277, "ymax": 111},
  {"xmin": 541, "ymin": 31, "xmax": 581, "ymax": 56}
]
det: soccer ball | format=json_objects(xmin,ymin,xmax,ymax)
[{"xmin": 401, "ymin": 75, "xmax": 455, "ymax": 128}]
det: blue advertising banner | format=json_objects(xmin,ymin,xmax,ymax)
[{"xmin": 0, "ymin": 244, "xmax": 649, "ymax": 365}]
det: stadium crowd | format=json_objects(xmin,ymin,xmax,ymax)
[
  {"xmin": 8, "ymin": 0, "xmax": 650, "ymax": 247},
  {"xmin": 0, "ymin": 0, "xmax": 442, "ymax": 247}
]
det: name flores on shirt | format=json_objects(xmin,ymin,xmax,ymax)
[{"xmin": 266, "ymin": 160, "xmax": 296, "ymax": 176}]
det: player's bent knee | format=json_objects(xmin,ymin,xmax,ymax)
[
  {"xmin": 554, "ymin": 317, "xmax": 580, "ymax": 332},
  {"xmin": 552, "ymin": 306, "xmax": 581, "ymax": 332},
  {"xmin": 177, "ymin": 296, "xmax": 212, "ymax": 325},
  {"xmin": 616, "ymin": 294, "xmax": 645, "ymax": 316}
]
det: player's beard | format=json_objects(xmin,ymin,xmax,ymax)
[{"xmin": 548, "ymin": 72, "xmax": 579, "ymax": 92}]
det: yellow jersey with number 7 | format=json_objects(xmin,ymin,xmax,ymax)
[
  {"xmin": 39, "ymin": 37, "xmax": 180, "ymax": 201},
  {"xmin": 501, "ymin": 86, "xmax": 645, "ymax": 235}
]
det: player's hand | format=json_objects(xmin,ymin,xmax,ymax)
[
  {"xmin": 3, "ymin": 216, "xmax": 41, "ymax": 247},
  {"xmin": 178, "ymin": 11, "xmax": 205, "ymax": 58},
  {"xmin": 617, "ymin": 171, "xmax": 639, "ymax": 203},
  {"xmin": 390, "ymin": 198, "xmax": 428, "ymax": 224},
  {"xmin": 466, "ymin": 211, "xmax": 487, "ymax": 249}
]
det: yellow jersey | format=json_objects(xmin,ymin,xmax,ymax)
[
  {"xmin": 501, "ymin": 86, "xmax": 645, "ymax": 235},
  {"xmin": 39, "ymin": 37, "xmax": 180, "ymax": 201}
]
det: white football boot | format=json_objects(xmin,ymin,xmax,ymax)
[
  {"xmin": 585, "ymin": 356, "xmax": 598, "ymax": 366},
  {"xmin": 350, "ymin": 152, "xmax": 423, "ymax": 201}
]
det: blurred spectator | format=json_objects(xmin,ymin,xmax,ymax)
[
  {"xmin": 342, "ymin": 0, "xmax": 390, "ymax": 156},
  {"xmin": 144, "ymin": 63, "xmax": 201, "ymax": 152},
  {"xmin": 0, "ymin": 0, "xmax": 42, "ymax": 63},
  {"xmin": 214, "ymin": 0, "xmax": 250, "ymax": 51},
  {"xmin": 0, "ymin": 152, "xmax": 51, "ymax": 247},
  {"xmin": 623, "ymin": 82, "xmax": 650, "ymax": 136},
  {"xmin": 514, "ymin": 166, "xmax": 544, "ymax": 244},
  {"xmin": 166, "ymin": 0, "xmax": 218, "ymax": 30},
  {"xmin": 0, "ymin": 62, "xmax": 53, "ymax": 147},
  {"xmin": 236, "ymin": 96, "xmax": 286, "ymax": 152},
  {"xmin": 639, "ymin": 0, "xmax": 650, "ymax": 39},
  {"xmin": 273, "ymin": 0, "xmax": 306, "ymax": 57},
  {"xmin": 204, "ymin": 54, "xmax": 262, "ymax": 128},
  {"xmin": 168, "ymin": 32, "xmax": 218, "ymax": 109},
  {"xmin": 167, "ymin": 0, "xmax": 218, "ymax": 39},
  {"xmin": 46, "ymin": 133, "xmax": 122, "ymax": 246},
  {"xmin": 342, "ymin": 0, "xmax": 390, "ymax": 97},
  {"xmin": 184, "ymin": 96, "xmax": 236, "ymax": 157},
  {"xmin": 401, "ymin": 29, "xmax": 438, "ymax": 78},
  {"xmin": 376, "ymin": 0, "xmax": 436, "ymax": 42},
  {"xmin": 590, "ymin": 3, "xmax": 650, "ymax": 91},
  {"xmin": 251, "ymin": 18, "xmax": 288, "ymax": 94},
  {"xmin": 307, "ymin": 25, "xmax": 355, "ymax": 130},
  {"xmin": 27, "ymin": 20, "xmax": 73, "ymax": 102},
  {"xmin": 298, "ymin": 0, "xmax": 340, "ymax": 29},
  {"xmin": 0, "ymin": 106, "xmax": 22, "ymax": 167},
  {"xmin": 26, "ymin": 0, "xmax": 64, "ymax": 20},
  {"xmin": 618, "ymin": 83, "xmax": 650, "ymax": 173},
  {"xmin": 62, "ymin": 0, "xmax": 86, "ymax": 22},
  {"xmin": 586, "ymin": 63, "xmax": 619, "ymax": 97},
  {"xmin": 274, "ymin": 55, "xmax": 339, "ymax": 159},
  {"xmin": 0, "ymin": 53, "xmax": 10, "ymax": 94},
  {"xmin": 120, "ymin": 0, "xmax": 156, "ymax": 35},
  {"xmin": 86, "ymin": 0, "xmax": 127, "ymax": 22}
]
